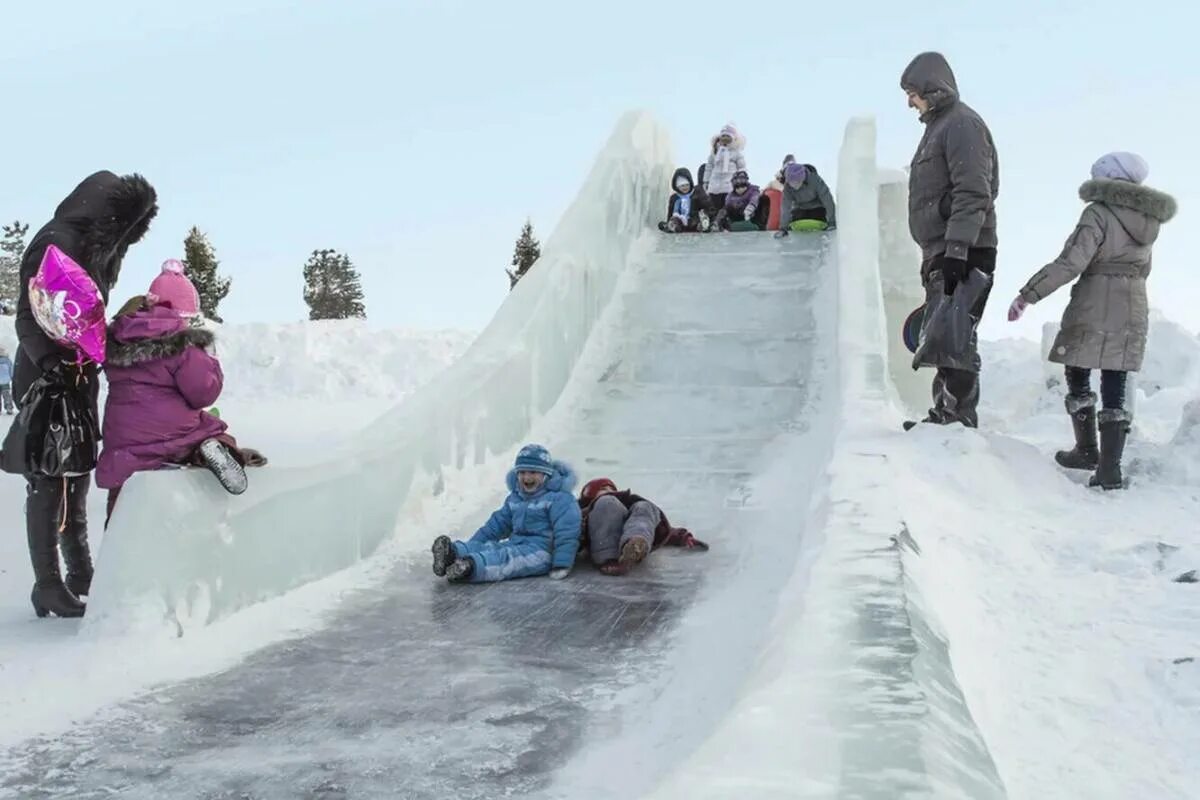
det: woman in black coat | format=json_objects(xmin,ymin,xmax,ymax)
[{"xmin": 10, "ymin": 171, "xmax": 157, "ymax": 618}]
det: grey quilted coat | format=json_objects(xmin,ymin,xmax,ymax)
[{"xmin": 1020, "ymin": 178, "xmax": 1177, "ymax": 371}]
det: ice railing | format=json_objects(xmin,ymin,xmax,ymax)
[{"xmin": 86, "ymin": 112, "xmax": 674, "ymax": 636}]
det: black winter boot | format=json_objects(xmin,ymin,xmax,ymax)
[
  {"xmin": 1055, "ymin": 395, "xmax": 1099, "ymax": 470},
  {"xmin": 60, "ymin": 475, "xmax": 94, "ymax": 598},
  {"xmin": 1090, "ymin": 410, "xmax": 1131, "ymax": 491},
  {"xmin": 26, "ymin": 478, "xmax": 86, "ymax": 618},
  {"xmin": 431, "ymin": 535, "xmax": 455, "ymax": 577}
]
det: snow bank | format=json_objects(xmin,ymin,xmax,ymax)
[
  {"xmin": 0, "ymin": 315, "xmax": 472, "ymax": 402},
  {"xmin": 888, "ymin": 422, "xmax": 1200, "ymax": 798},
  {"xmin": 85, "ymin": 112, "xmax": 674, "ymax": 637},
  {"xmin": 214, "ymin": 320, "xmax": 472, "ymax": 400}
]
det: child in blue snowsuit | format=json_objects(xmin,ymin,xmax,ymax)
[{"xmin": 431, "ymin": 444, "xmax": 581, "ymax": 583}]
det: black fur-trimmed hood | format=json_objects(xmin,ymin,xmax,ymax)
[
  {"xmin": 54, "ymin": 171, "xmax": 159, "ymax": 290},
  {"xmin": 1080, "ymin": 178, "xmax": 1177, "ymax": 223},
  {"xmin": 106, "ymin": 325, "xmax": 214, "ymax": 368}
]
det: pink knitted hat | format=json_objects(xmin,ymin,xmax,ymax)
[{"xmin": 147, "ymin": 259, "xmax": 200, "ymax": 315}]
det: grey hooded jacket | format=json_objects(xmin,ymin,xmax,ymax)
[
  {"xmin": 901, "ymin": 52, "xmax": 999, "ymax": 262},
  {"xmin": 1021, "ymin": 179, "xmax": 1177, "ymax": 372},
  {"xmin": 780, "ymin": 167, "xmax": 837, "ymax": 228}
]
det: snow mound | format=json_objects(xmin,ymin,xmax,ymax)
[
  {"xmin": 1137, "ymin": 311, "xmax": 1200, "ymax": 397},
  {"xmin": 982, "ymin": 313, "xmax": 1200, "ymax": 444},
  {"xmin": 213, "ymin": 320, "xmax": 473, "ymax": 400},
  {"xmin": 0, "ymin": 315, "xmax": 473, "ymax": 402}
]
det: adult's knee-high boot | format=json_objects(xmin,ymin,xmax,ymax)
[
  {"xmin": 60, "ymin": 475, "xmax": 94, "ymax": 598},
  {"xmin": 26, "ymin": 478, "xmax": 85, "ymax": 618},
  {"xmin": 1055, "ymin": 393, "xmax": 1099, "ymax": 470},
  {"xmin": 1090, "ymin": 409, "xmax": 1131, "ymax": 491}
]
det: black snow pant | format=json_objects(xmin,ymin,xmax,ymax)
[
  {"xmin": 919, "ymin": 248, "xmax": 996, "ymax": 428},
  {"xmin": 1065, "ymin": 366, "xmax": 1127, "ymax": 411}
]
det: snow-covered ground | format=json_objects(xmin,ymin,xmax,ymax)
[{"xmin": 888, "ymin": 328, "xmax": 1200, "ymax": 797}]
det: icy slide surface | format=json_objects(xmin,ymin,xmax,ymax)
[{"xmin": 0, "ymin": 234, "xmax": 837, "ymax": 799}]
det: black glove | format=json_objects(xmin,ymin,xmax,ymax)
[{"xmin": 940, "ymin": 256, "xmax": 968, "ymax": 295}]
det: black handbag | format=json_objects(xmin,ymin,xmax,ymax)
[{"xmin": 1, "ymin": 371, "xmax": 100, "ymax": 477}]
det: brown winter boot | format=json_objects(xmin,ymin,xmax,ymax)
[{"xmin": 618, "ymin": 538, "xmax": 649, "ymax": 569}]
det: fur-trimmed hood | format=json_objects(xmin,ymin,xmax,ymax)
[
  {"xmin": 710, "ymin": 124, "xmax": 746, "ymax": 153},
  {"xmin": 505, "ymin": 460, "xmax": 577, "ymax": 497},
  {"xmin": 106, "ymin": 307, "xmax": 214, "ymax": 367},
  {"xmin": 1080, "ymin": 178, "xmax": 1177, "ymax": 222},
  {"xmin": 1080, "ymin": 178, "xmax": 1177, "ymax": 245},
  {"xmin": 52, "ymin": 171, "xmax": 159, "ymax": 290}
]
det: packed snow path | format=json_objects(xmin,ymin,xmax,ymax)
[{"xmin": 0, "ymin": 233, "xmax": 840, "ymax": 799}]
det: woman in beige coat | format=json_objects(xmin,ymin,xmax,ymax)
[{"xmin": 1008, "ymin": 152, "xmax": 1177, "ymax": 490}]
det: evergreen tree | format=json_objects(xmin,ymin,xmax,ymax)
[
  {"xmin": 182, "ymin": 227, "xmax": 232, "ymax": 322},
  {"xmin": 507, "ymin": 219, "xmax": 541, "ymax": 289},
  {"xmin": 0, "ymin": 221, "xmax": 29, "ymax": 313},
  {"xmin": 303, "ymin": 248, "xmax": 367, "ymax": 320}
]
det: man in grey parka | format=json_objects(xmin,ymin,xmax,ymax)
[{"xmin": 901, "ymin": 51, "xmax": 999, "ymax": 429}]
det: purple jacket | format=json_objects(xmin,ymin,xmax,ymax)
[
  {"xmin": 725, "ymin": 184, "xmax": 761, "ymax": 215},
  {"xmin": 96, "ymin": 307, "xmax": 227, "ymax": 489}
]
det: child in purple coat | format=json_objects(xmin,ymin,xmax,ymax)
[
  {"xmin": 715, "ymin": 170, "xmax": 770, "ymax": 232},
  {"xmin": 97, "ymin": 261, "xmax": 262, "ymax": 522}
]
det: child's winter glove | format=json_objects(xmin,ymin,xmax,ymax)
[
  {"xmin": 744, "ymin": 206, "xmax": 756, "ymax": 221},
  {"xmin": 1007, "ymin": 296, "xmax": 1029, "ymax": 322},
  {"xmin": 548, "ymin": 567, "xmax": 571, "ymax": 581}
]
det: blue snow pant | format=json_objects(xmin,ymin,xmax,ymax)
[{"xmin": 454, "ymin": 537, "xmax": 553, "ymax": 583}]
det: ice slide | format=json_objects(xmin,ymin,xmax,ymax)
[{"xmin": 1, "ymin": 115, "xmax": 1004, "ymax": 798}]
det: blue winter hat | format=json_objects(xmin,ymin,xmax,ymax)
[{"xmin": 514, "ymin": 443, "xmax": 555, "ymax": 476}]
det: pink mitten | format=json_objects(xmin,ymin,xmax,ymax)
[{"xmin": 1007, "ymin": 296, "xmax": 1029, "ymax": 322}]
